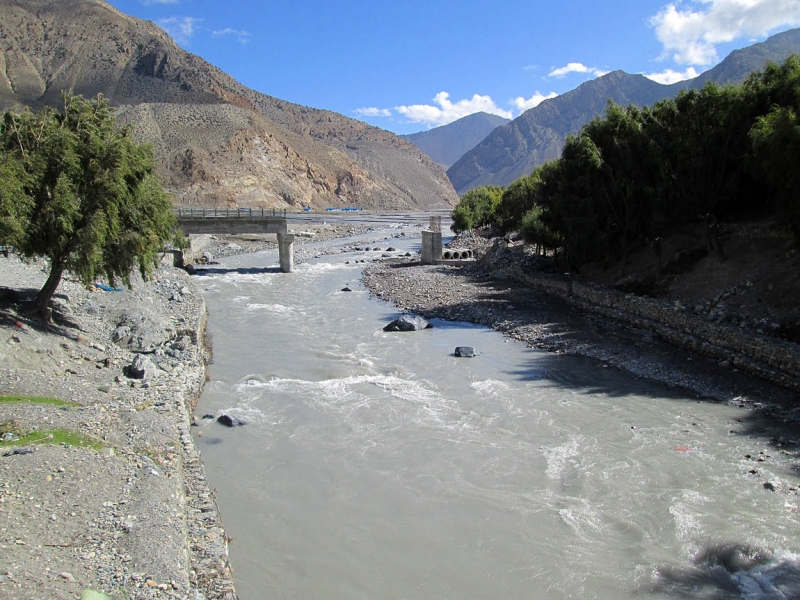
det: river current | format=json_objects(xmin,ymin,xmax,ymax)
[{"xmin": 193, "ymin": 223, "xmax": 799, "ymax": 600}]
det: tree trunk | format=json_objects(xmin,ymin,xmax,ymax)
[
  {"xmin": 36, "ymin": 261, "xmax": 64, "ymax": 324},
  {"xmin": 650, "ymin": 237, "xmax": 663, "ymax": 279}
]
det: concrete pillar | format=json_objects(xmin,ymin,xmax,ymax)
[
  {"xmin": 421, "ymin": 230, "xmax": 442, "ymax": 264},
  {"xmin": 278, "ymin": 233, "xmax": 294, "ymax": 273}
]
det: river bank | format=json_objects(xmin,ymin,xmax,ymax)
[
  {"xmin": 0, "ymin": 255, "xmax": 235, "ymax": 600},
  {"xmin": 361, "ymin": 245, "xmax": 800, "ymax": 421}
]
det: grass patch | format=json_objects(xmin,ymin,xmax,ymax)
[
  {"xmin": 0, "ymin": 395, "xmax": 79, "ymax": 407},
  {"xmin": 1, "ymin": 420, "xmax": 103, "ymax": 451}
]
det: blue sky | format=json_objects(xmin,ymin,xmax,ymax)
[{"xmin": 106, "ymin": 0, "xmax": 800, "ymax": 135}]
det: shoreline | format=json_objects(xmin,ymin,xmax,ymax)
[
  {"xmin": 0, "ymin": 255, "xmax": 235, "ymax": 599},
  {"xmin": 361, "ymin": 255, "xmax": 800, "ymax": 421}
]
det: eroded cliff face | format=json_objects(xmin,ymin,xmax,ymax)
[{"xmin": 0, "ymin": 0, "xmax": 458, "ymax": 210}]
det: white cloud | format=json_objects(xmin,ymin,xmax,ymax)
[
  {"xmin": 644, "ymin": 66, "xmax": 700, "ymax": 84},
  {"xmin": 158, "ymin": 16, "xmax": 202, "ymax": 45},
  {"xmin": 651, "ymin": 0, "xmax": 800, "ymax": 65},
  {"xmin": 354, "ymin": 107, "xmax": 392, "ymax": 117},
  {"xmin": 212, "ymin": 28, "xmax": 252, "ymax": 44},
  {"xmin": 512, "ymin": 91, "xmax": 559, "ymax": 112},
  {"xmin": 548, "ymin": 62, "xmax": 609, "ymax": 78},
  {"xmin": 395, "ymin": 92, "xmax": 513, "ymax": 128}
]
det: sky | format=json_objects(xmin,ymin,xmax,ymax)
[{"xmin": 106, "ymin": 0, "xmax": 800, "ymax": 135}]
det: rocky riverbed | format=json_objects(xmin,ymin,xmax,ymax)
[
  {"xmin": 0, "ymin": 255, "xmax": 234, "ymax": 599},
  {"xmin": 361, "ymin": 238, "xmax": 800, "ymax": 421}
]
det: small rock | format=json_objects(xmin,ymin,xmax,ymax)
[{"xmin": 60, "ymin": 572, "xmax": 75, "ymax": 582}]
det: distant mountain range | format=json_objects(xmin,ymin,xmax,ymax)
[
  {"xmin": 0, "ymin": 0, "xmax": 458, "ymax": 210},
  {"xmin": 400, "ymin": 112, "xmax": 510, "ymax": 168},
  {"xmin": 445, "ymin": 28, "xmax": 800, "ymax": 195}
]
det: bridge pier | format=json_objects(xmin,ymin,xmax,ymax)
[{"xmin": 278, "ymin": 233, "xmax": 294, "ymax": 273}]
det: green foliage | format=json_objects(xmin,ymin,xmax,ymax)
[
  {"xmin": 0, "ymin": 395, "xmax": 79, "ymax": 406},
  {"xmin": 0, "ymin": 427, "xmax": 103, "ymax": 451},
  {"xmin": 0, "ymin": 153, "xmax": 33, "ymax": 248},
  {"xmin": 497, "ymin": 55, "xmax": 800, "ymax": 270},
  {"xmin": 750, "ymin": 106, "xmax": 800, "ymax": 242},
  {"xmin": 451, "ymin": 186, "xmax": 504, "ymax": 233},
  {"xmin": 496, "ymin": 173, "xmax": 538, "ymax": 235},
  {"xmin": 0, "ymin": 93, "xmax": 181, "ymax": 318}
]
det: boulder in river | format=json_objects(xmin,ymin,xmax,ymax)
[
  {"xmin": 217, "ymin": 414, "xmax": 245, "ymax": 427},
  {"xmin": 383, "ymin": 314, "xmax": 432, "ymax": 332},
  {"xmin": 455, "ymin": 346, "xmax": 478, "ymax": 357}
]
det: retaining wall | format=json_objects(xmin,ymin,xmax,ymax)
[{"xmin": 510, "ymin": 267, "xmax": 800, "ymax": 392}]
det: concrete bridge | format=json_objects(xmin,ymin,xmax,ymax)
[{"xmin": 175, "ymin": 208, "xmax": 295, "ymax": 272}]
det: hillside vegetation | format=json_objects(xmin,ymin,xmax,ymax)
[{"xmin": 453, "ymin": 57, "xmax": 800, "ymax": 339}]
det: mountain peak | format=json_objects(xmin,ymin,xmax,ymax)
[{"xmin": 402, "ymin": 112, "xmax": 510, "ymax": 168}]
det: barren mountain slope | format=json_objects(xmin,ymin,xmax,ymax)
[{"xmin": 0, "ymin": 0, "xmax": 457, "ymax": 210}]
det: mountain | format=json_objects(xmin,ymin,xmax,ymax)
[
  {"xmin": 447, "ymin": 72, "xmax": 669, "ymax": 193},
  {"xmin": 448, "ymin": 28, "xmax": 800, "ymax": 195},
  {"xmin": 401, "ymin": 112, "xmax": 510, "ymax": 168},
  {"xmin": 0, "ymin": 0, "xmax": 458, "ymax": 210}
]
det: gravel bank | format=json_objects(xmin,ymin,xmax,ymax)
[
  {"xmin": 362, "ymin": 248, "xmax": 799, "ymax": 420},
  {"xmin": 0, "ymin": 255, "xmax": 235, "ymax": 599}
]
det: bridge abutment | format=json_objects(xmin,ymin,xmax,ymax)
[{"xmin": 278, "ymin": 233, "xmax": 294, "ymax": 273}]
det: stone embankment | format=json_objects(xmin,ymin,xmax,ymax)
[
  {"xmin": 509, "ymin": 267, "xmax": 800, "ymax": 393},
  {"xmin": 0, "ymin": 256, "xmax": 235, "ymax": 599}
]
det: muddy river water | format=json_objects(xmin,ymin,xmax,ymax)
[{"xmin": 193, "ymin": 223, "xmax": 799, "ymax": 599}]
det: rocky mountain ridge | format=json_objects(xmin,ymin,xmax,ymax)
[
  {"xmin": 448, "ymin": 28, "xmax": 800, "ymax": 194},
  {"xmin": 0, "ymin": 0, "xmax": 458, "ymax": 210}
]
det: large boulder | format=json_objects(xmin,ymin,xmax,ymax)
[
  {"xmin": 455, "ymin": 346, "xmax": 478, "ymax": 357},
  {"xmin": 126, "ymin": 354, "xmax": 159, "ymax": 381},
  {"xmin": 383, "ymin": 314, "xmax": 432, "ymax": 332},
  {"xmin": 217, "ymin": 414, "xmax": 245, "ymax": 427}
]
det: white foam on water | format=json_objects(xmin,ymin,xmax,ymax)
[
  {"xmin": 669, "ymin": 490, "xmax": 711, "ymax": 542},
  {"xmin": 543, "ymin": 435, "xmax": 587, "ymax": 480},
  {"xmin": 229, "ymin": 373, "xmax": 459, "ymax": 431},
  {"xmin": 470, "ymin": 379, "xmax": 511, "ymax": 395},
  {"xmin": 208, "ymin": 271, "xmax": 276, "ymax": 286},
  {"xmin": 245, "ymin": 303, "xmax": 293, "ymax": 313},
  {"xmin": 296, "ymin": 261, "xmax": 351, "ymax": 274}
]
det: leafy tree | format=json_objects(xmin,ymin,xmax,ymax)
[
  {"xmin": 750, "ymin": 106, "xmax": 800, "ymax": 242},
  {"xmin": 0, "ymin": 93, "xmax": 181, "ymax": 321},
  {"xmin": 496, "ymin": 173, "xmax": 538, "ymax": 236},
  {"xmin": 451, "ymin": 185, "xmax": 504, "ymax": 233},
  {"xmin": 0, "ymin": 154, "xmax": 33, "ymax": 250}
]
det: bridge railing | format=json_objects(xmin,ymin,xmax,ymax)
[{"xmin": 174, "ymin": 207, "xmax": 288, "ymax": 219}]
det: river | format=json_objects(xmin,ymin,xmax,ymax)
[{"xmin": 193, "ymin": 222, "xmax": 799, "ymax": 600}]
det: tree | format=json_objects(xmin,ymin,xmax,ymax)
[
  {"xmin": 451, "ymin": 186, "xmax": 504, "ymax": 233},
  {"xmin": 0, "ymin": 93, "xmax": 181, "ymax": 321},
  {"xmin": 750, "ymin": 106, "xmax": 800, "ymax": 243}
]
